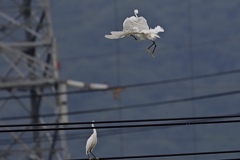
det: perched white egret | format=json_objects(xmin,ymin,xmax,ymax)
[
  {"xmin": 105, "ymin": 9, "xmax": 164, "ymax": 58},
  {"xmin": 86, "ymin": 120, "xmax": 97, "ymax": 160}
]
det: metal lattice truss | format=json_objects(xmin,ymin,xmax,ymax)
[
  {"xmin": 0, "ymin": 1, "xmax": 109, "ymax": 159},
  {"xmin": 0, "ymin": 0, "xmax": 59, "ymax": 84},
  {"xmin": 0, "ymin": 0, "xmax": 52, "ymax": 43},
  {"xmin": 0, "ymin": 0, "xmax": 68, "ymax": 160},
  {"xmin": 0, "ymin": 43, "xmax": 57, "ymax": 86},
  {"xmin": 0, "ymin": 87, "xmax": 69, "ymax": 160}
]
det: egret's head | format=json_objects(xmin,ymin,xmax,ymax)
[
  {"xmin": 92, "ymin": 120, "xmax": 95, "ymax": 127},
  {"xmin": 134, "ymin": 9, "xmax": 138, "ymax": 17}
]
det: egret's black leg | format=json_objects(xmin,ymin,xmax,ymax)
[
  {"xmin": 131, "ymin": 35, "xmax": 138, "ymax": 41},
  {"xmin": 90, "ymin": 151, "xmax": 96, "ymax": 158},
  {"xmin": 147, "ymin": 41, "xmax": 156, "ymax": 58},
  {"xmin": 152, "ymin": 42, "xmax": 157, "ymax": 53},
  {"xmin": 148, "ymin": 40, "xmax": 156, "ymax": 50}
]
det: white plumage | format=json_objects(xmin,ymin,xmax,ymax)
[
  {"xmin": 105, "ymin": 9, "xmax": 164, "ymax": 57},
  {"xmin": 86, "ymin": 121, "xmax": 97, "ymax": 159}
]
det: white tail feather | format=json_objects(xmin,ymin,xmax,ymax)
[{"xmin": 154, "ymin": 26, "xmax": 164, "ymax": 33}]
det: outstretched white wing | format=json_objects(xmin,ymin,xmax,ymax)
[
  {"xmin": 151, "ymin": 25, "xmax": 164, "ymax": 33},
  {"xmin": 105, "ymin": 31, "xmax": 125, "ymax": 39},
  {"xmin": 105, "ymin": 31, "xmax": 140, "ymax": 39}
]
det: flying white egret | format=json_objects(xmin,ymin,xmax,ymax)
[
  {"xmin": 105, "ymin": 9, "xmax": 164, "ymax": 58},
  {"xmin": 86, "ymin": 120, "xmax": 97, "ymax": 160}
]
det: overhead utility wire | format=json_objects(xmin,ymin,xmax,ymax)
[
  {"xmin": 68, "ymin": 149, "xmax": 240, "ymax": 160},
  {"xmin": 1, "ymin": 119, "xmax": 240, "ymax": 133},
  {"xmin": 1, "ymin": 113, "xmax": 240, "ymax": 128},
  {"xmin": 0, "ymin": 126, "xmax": 163, "ymax": 146},
  {"xmin": 0, "ymin": 121, "xmax": 186, "ymax": 146},
  {"xmin": 1, "ymin": 69, "xmax": 240, "ymax": 101},
  {"xmin": 1, "ymin": 114, "xmax": 240, "ymax": 145},
  {"xmin": 1, "ymin": 89, "xmax": 240, "ymax": 121},
  {"xmin": 218, "ymin": 158, "xmax": 240, "ymax": 160},
  {"xmin": 0, "ymin": 141, "xmax": 239, "ymax": 160},
  {"xmin": 0, "ymin": 117, "xmax": 239, "ymax": 145},
  {"xmin": 61, "ymin": 36, "xmax": 240, "ymax": 60}
]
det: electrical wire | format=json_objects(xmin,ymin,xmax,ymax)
[
  {"xmin": 1, "ymin": 68, "xmax": 240, "ymax": 101},
  {"xmin": 0, "ymin": 126, "xmax": 160, "ymax": 146},
  {"xmin": 219, "ymin": 159, "xmax": 240, "ymax": 160},
  {"xmin": 1, "ymin": 113, "xmax": 240, "ymax": 128},
  {"xmin": 0, "ymin": 118, "xmax": 240, "ymax": 133},
  {"xmin": 68, "ymin": 149, "xmax": 240, "ymax": 160},
  {"xmin": 0, "ymin": 120, "xmax": 187, "ymax": 146},
  {"xmin": 219, "ymin": 158, "xmax": 240, "ymax": 160},
  {"xmin": 187, "ymin": 1, "xmax": 198, "ymax": 156},
  {"xmin": 1, "ymin": 89, "xmax": 240, "ymax": 121},
  {"xmin": 60, "ymin": 36, "xmax": 240, "ymax": 60},
  {"xmin": 1, "ymin": 113, "xmax": 240, "ymax": 146}
]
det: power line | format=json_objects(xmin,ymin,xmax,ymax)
[
  {"xmin": 1, "ymin": 113, "xmax": 240, "ymax": 128},
  {"xmin": 219, "ymin": 158, "xmax": 240, "ymax": 160},
  {"xmin": 0, "ymin": 126, "xmax": 157, "ymax": 146},
  {"xmin": 1, "ymin": 89, "xmax": 240, "ymax": 121},
  {"xmin": 1, "ymin": 119, "xmax": 240, "ymax": 133},
  {"xmin": 0, "ymin": 122, "xmax": 175, "ymax": 146},
  {"xmin": 1, "ymin": 68, "xmax": 240, "ymax": 101},
  {"xmin": 68, "ymin": 149, "xmax": 240, "ymax": 160},
  {"xmin": 187, "ymin": 0, "xmax": 198, "ymax": 157},
  {"xmin": 1, "ymin": 113, "xmax": 240, "ymax": 146},
  {"xmin": 60, "ymin": 36, "xmax": 240, "ymax": 60}
]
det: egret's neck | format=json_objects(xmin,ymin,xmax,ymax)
[
  {"xmin": 92, "ymin": 122, "xmax": 97, "ymax": 135},
  {"xmin": 134, "ymin": 9, "xmax": 139, "ymax": 18},
  {"xmin": 93, "ymin": 128, "xmax": 97, "ymax": 135}
]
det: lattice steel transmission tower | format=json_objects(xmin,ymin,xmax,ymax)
[{"xmin": 0, "ymin": 0, "xmax": 108, "ymax": 160}]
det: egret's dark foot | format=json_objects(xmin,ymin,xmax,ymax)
[
  {"xmin": 147, "ymin": 40, "xmax": 156, "ymax": 58},
  {"xmin": 147, "ymin": 49, "xmax": 155, "ymax": 58},
  {"xmin": 88, "ymin": 155, "xmax": 91, "ymax": 160}
]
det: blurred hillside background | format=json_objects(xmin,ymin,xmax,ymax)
[
  {"xmin": 49, "ymin": 0, "xmax": 240, "ymax": 159},
  {"xmin": 2, "ymin": 0, "xmax": 239, "ymax": 159}
]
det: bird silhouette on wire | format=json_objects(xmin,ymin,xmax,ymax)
[
  {"xmin": 86, "ymin": 120, "xmax": 98, "ymax": 160},
  {"xmin": 105, "ymin": 9, "xmax": 164, "ymax": 58}
]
